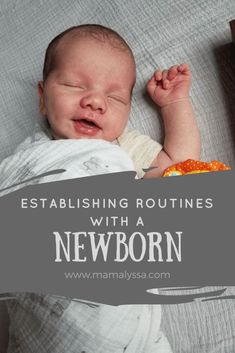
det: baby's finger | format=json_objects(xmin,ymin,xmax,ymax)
[
  {"xmin": 162, "ymin": 69, "xmax": 168, "ymax": 81},
  {"xmin": 147, "ymin": 74, "xmax": 159, "ymax": 93},
  {"xmin": 148, "ymin": 75, "xmax": 156, "ymax": 84},
  {"xmin": 154, "ymin": 70, "xmax": 162, "ymax": 81},
  {"xmin": 177, "ymin": 63, "xmax": 190, "ymax": 74},
  {"xmin": 167, "ymin": 65, "xmax": 178, "ymax": 81},
  {"xmin": 162, "ymin": 70, "xmax": 170, "ymax": 89}
]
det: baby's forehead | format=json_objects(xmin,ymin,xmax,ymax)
[
  {"xmin": 57, "ymin": 32, "xmax": 129, "ymax": 57},
  {"xmin": 51, "ymin": 31, "xmax": 136, "ymax": 86},
  {"xmin": 56, "ymin": 29, "xmax": 133, "ymax": 61}
]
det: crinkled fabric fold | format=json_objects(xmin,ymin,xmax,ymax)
[
  {"xmin": 2, "ymin": 129, "xmax": 171, "ymax": 353},
  {"xmin": 0, "ymin": 129, "xmax": 136, "ymax": 196},
  {"xmin": 6, "ymin": 293, "xmax": 169, "ymax": 353}
]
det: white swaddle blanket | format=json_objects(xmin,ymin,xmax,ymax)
[
  {"xmin": 0, "ymin": 129, "xmax": 135, "ymax": 194},
  {"xmin": 0, "ymin": 129, "xmax": 171, "ymax": 352},
  {"xmin": 6, "ymin": 293, "xmax": 170, "ymax": 353}
]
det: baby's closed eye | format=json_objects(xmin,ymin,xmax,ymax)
[
  {"xmin": 61, "ymin": 82, "xmax": 85, "ymax": 90},
  {"xmin": 107, "ymin": 95, "xmax": 129, "ymax": 105}
]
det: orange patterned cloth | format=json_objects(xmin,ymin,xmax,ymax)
[{"xmin": 163, "ymin": 159, "xmax": 231, "ymax": 177}]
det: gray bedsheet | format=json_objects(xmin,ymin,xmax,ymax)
[{"xmin": 161, "ymin": 287, "xmax": 235, "ymax": 352}]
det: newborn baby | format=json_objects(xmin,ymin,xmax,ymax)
[{"xmin": 3, "ymin": 23, "xmax": 201, "ymax": 353}]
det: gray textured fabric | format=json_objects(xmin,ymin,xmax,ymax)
[
  {"xmin": 5, "ymin": 294, "xmax": 169, "ymax": 353},
  {"xmin": 0, "ymin": 0, "xmax": 235, "ymax": 165},
  {"xmin": 1, "ymin": 1, "xmax": 235, "ymax": 353},
  {"xmin": 161, "ymin": 286, "xmax": 235, "ymax": 353}
]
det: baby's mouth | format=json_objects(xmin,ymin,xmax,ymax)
[
  {"xmin": 72, "ymin": 118, "xmax": 101, "ymax": 136},
  {"xmin": 79, "ymin": 118, "xmax": 99, "ymax": 128}
]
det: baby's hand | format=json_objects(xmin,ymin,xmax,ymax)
[{"xmin": 147, "ymin": 64, "xmax": 192, "ymax": 108}]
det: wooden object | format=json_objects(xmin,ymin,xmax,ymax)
[{"xmin": 230, "ymin": 19, "xmax": 235, "ymax": 43}]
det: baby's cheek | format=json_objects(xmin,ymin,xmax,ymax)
[
  {"xmin": 52, "ymin": 100, "xmax": 72, "ymax": 118},
  {"xmin": 113, "ymin": 122, "xmax": 127, "ymax": 140},
  {"xmin": 120, "ymin": 115, "xmax": 129, "ymax": 131}
]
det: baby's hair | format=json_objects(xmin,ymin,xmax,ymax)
[{"xmin": 43, "ymin": 24, "xmax": 135, "ymax": 81}]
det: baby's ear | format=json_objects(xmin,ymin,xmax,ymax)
[{"xmin": 38, "ymin": 81, "xmax": 46, "ymax": 115}]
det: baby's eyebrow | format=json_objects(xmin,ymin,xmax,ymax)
[{"xmin": 56, "ymin": 72, "xmax": 83, "ymax": 81}]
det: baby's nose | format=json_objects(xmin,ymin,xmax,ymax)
[{"xmin": 80, "ymin": 92, "xmax": 107, "ymax": 113}]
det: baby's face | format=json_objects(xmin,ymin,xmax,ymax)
[{"xmin": 38, "ymin": 37, "xmax": 136, "ymax": 141}]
